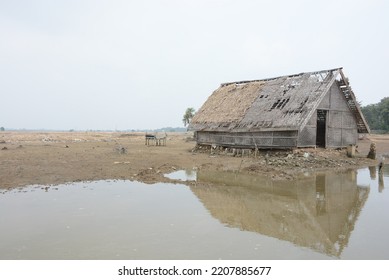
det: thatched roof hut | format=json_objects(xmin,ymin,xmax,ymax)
[{"xmin": 189, "ymin": 68, "xmax": 369, "ymax": 148}]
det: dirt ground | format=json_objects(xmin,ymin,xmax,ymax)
[{"xmin": 1, "ymin": 131, "xmax": 388, "ymax": 189}]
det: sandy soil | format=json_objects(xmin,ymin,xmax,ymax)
[{"xmin": 0, "ymin": 131, "xmax": 387, "ymax": 189}]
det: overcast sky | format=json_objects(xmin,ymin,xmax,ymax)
[{"xmin": 0, "ymin": 0, "xmax": 388, "ymax": 130}]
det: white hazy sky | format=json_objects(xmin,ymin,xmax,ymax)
[{"xmin": 0, "ymin": 0, "xmax": 388, "ymax": 130}]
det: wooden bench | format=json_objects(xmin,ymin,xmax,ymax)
[{"xmin": 145, "ymin": 133, "xmax": 156, "ymax": 145}]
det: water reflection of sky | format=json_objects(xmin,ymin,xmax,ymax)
[
  {"xmin": 164, "ymin": 169, "xmax": 197, "ymax": 181},
  {"xmin": 0, "ymin": 166, "xmax": 388, "ymax": 260}
]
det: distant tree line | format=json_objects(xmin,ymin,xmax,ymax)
[{"xmin": 361, "ymin": 97, "xmax": 389, "ymax": 132}]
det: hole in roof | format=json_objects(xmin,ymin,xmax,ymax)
[
  {"xmin": 279, "ymin": 98, "xmax": 290, "ymax": 109},
  {"xmin": 270, "ymin": 98, "xmax": 290, "ymax": 111},
  {"xmin": 270, "ymin": 99, "xmax": 281, "ymax": 110}
]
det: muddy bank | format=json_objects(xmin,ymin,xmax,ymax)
[{"xmin": 0, "ymin": 131, "xmax": 384, "ymax": 189}]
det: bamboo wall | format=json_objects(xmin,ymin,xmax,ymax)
[{"xmin": 196, "ymin": 130, "xmax": 298, "ymax": 149}]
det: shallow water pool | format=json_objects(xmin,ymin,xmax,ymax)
[{"xmin": 0, "ymin": 166, "xmax": 388, "ymax": 259}]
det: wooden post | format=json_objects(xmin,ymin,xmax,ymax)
[
  {"xmin": 347, "ymin": 144, "xmax": 356, "ymax": 158},
  {"xmin": 367, "ymin": 143, "xmax": 377, "ymax": 160}
]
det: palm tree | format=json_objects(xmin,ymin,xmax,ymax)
[{"xmin": 182, "ymin": 107, "xmax": 195, "ymax": 127}]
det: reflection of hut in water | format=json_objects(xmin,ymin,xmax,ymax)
[{"xmin": 192, "ymin": 170, "xmax": 369, "ymax": 257}]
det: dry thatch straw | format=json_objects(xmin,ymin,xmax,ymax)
[{"xmin": 191, "ymin": 82, "xmax": 264, "ymax": 125}]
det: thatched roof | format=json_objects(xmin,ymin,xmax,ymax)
[
  {"xmin": 189, "ymin": 68, "xmax": 369, "ymax": 133},
  {"xmin": 191, "ymin": 82, "xmax": 264, "ymax": 126}
]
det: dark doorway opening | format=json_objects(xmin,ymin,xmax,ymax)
[{"xmin": 316, "ymin": 110, "xmax": 327, "ymax": 147}]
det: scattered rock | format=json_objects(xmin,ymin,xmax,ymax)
[
  {"xmin": 114, "ymin": 145, "xmax": 127, "ymax": 154},
  {"xmin": 42, "ymin": 137, "xmax": 55, "ymax": 142},
  {"xmin": 1, "ymin": 147, "xmax": 7, "ymax": 150}
]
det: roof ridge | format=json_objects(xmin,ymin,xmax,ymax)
[{"xmin": 221, "ymin": 67, "xmax": 343, "ymax": 87}]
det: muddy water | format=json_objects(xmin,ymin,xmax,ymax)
[{"xmin": 0, "ymin": 167, "xmax": 388, "ymax": 260}]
